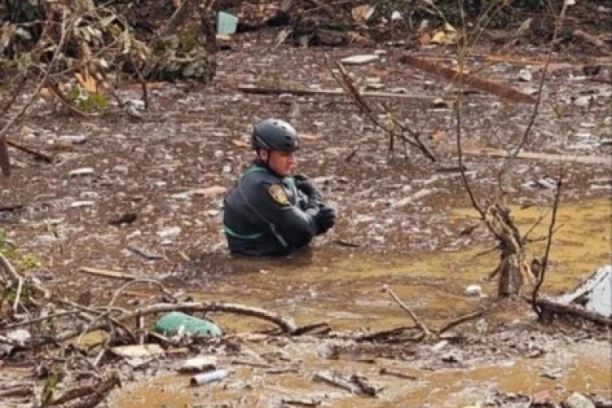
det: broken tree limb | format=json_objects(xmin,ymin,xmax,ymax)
[
  {"xmin": 532, "ymin": 297, "xmax": 612, "ymax": 327},
  {"xmin": 383, "ymin": 285, "xmax": 431, "ymax": 337},
  {"xmin": 399, "ymin": 55, "xmax": 536, "ymax": 105},
  {"xmin": 437, "ymin": 307, "xmax": 487, "ymax": 334},
  {"xmin": 462, "ymin": 147, "xmax": 610, "ymax": 166},
  {"xmin": 237, "ymin": 84, "xmax": 435, "ymax": 100},
  {"xmin": 37, "ymin": 302, "xmax": 296, "ymax": 347},
  {"xmin": 7, "ymin": 140, "xmax": 54, "ymax": 163}
]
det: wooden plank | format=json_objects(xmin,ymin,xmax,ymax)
[
  {"xmin": 463, "ymin": 148, "xmax": 610, "ymax": 166},
  {"xmin": 399, "ymin": 54, "xmax": 536, "ymax": 105}
]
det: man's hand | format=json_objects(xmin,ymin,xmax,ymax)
[
  {"xmin": 314, "ymin": 205, "xmax": 336, "ymax": 234},
  {"xmin": 294, "ymin": 174, "xmax": 321, "ymax": 202}
]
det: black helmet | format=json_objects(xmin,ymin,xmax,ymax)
[{"xmin": 252, "ymin": 119, "xmax": 300, "ymax": 152}]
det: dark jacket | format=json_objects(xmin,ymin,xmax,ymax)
[{"xmin": 222, "ymin": 161, "xmax": 322, "ymax": 257}]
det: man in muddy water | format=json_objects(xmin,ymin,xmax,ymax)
[{"xmin": 222, "ymin": 118, "xmax": 336, "ymax": 257}]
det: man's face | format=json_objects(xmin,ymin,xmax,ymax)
[{"xmin": 261, "ymin": 150, "xmax": 295, "ymax": 176}]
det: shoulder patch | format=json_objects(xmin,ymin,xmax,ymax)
[{"xmin": 268, "ymin": 184, "xmax": 290, "ymax": 206}]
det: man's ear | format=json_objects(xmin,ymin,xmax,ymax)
[{"xmin": 258, "ymin": 150, "xmax": 269, "ymax": 161}]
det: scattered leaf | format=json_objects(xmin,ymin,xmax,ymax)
[
  {"xmin": 351, "ymin": 5, "xmax": 376, "ymax": 22},
  {"xmin": 232, "ymin": 139, "xmax": 249, "ymax": 148}
]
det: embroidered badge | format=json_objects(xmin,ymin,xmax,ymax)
[{"xmin": 268, "ymin": 184, "xmax": 290, "ymax": 206}]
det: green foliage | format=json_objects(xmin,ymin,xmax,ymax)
[
  {"xmin": 67, "ymin": 85, "xmax": 109, "ymax": 111},
  {"xmin": 0, "ymin": 229, "xmax": 43, "ymax": 272}
]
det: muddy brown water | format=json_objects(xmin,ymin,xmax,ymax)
[{"xmin": 110, "ymin": 199, "xmax": 611, "ymax": 408}]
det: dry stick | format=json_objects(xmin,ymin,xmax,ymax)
[
  {"xmin": 436, "ymin": 307, "xmax": 487, "ymax": 334},
  {"xmin": 531, "ymin": 175, "xmax": 563, "ymax": 318},
  {"xmin": 0, "ymin": 8, "xmax": 70, "ymax": 177},
  {"xmin": 383, "ymin": 286, "xmax": 431, "ymax": 337},
  {"xmin": 107, "ymin": 278, "xmax": 178, "ymax": 307},
  {"xmin": 1, "ymin": 310, "xmax": 82, "ymax": 330},
  {"xmin": 454, "ymin": 70, "xmax": 485, "ymax": 219},
  {"xmin": 12, "ymin": 277, "xmax": 24, "ymax": 312}
]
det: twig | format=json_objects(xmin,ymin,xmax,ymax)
[
  {"xmin": 522, "ymin": 208, "xmax": 551, "ymax": 242},
  {"xmin": 437, "ymin": 307, "xmax": 487, "ymax": 334},
  {"xmin": 355, "ymin": 326, "xmax": 415, "ymax": 342},
  {"xmin": 0, "ymin": 252, "xmax": 21, "ymax": 282},
  {"xmin": 379, "ymin": 367, "xmax": 418, "ymax": 380},
  {"xmin": 382, "ymin": 285, "xmax": 431, "ymax": 336},
  {"xmin": 107, "ymin": 278, "xmax": 177, "ymax": 307},
  {"xmin": 532, "ymin": 174, "xmax": 563, "ymax": 318},
  {"xmin": 12, "ymin": 277, "xmax": 24, "ymax": 312},
  {"xmin": 453, "ymin": 67, "xmax": 485, "ymax": 219},
  {"xmin": 1, "ymin": 310, "xmax": 82, "ymax": 330}
]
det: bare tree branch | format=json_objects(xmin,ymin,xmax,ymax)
[{"xmin": 532, "ymin": 173, "xmax": 563, "ymax": 318}]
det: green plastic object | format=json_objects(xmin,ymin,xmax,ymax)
[
  {"xmin": 217, "ymin": 11, "xmax": 238, "ymax": 35},
  {"xmin": 154, "ymin": 312, "xmax": 222, "ymax": 337}
]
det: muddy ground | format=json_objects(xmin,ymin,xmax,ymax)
[{"xmin": 1, "ymin": 23, "xmax": 611, "ymax": 408}]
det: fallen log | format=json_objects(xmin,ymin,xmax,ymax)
[
  {"xmin": 237, "ymin": 84, "xmax": 435, "ymax": 100},
  {"xmin": 399, "ymin": 54, "xmax": 536, "ymax": 105},
  {"xmin": 462, "ymin": 147, "xmax": 610, "ymax": 166},
  {"xmin": 534, "ymin": 297, "xmax": 611, "ymax": 327}
]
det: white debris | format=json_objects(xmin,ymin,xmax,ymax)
[
  {"xmin": 157, "ymin": 226, "xmax": 182, "ymax": 239},
  {"xmin": 69, "ymin": 167, "xmax": 95, "ymax": 177},
  {"xmin": 517, "ymin": 68, "xmax": 533, "ymax": 82},
  {"xmin": 555, "ymin": 265, "xmax": 611, "ymax": 317},
  {"xmin": 341, "ymin": 54, "xmax": 380, "ymax": 65},
  {"xmin": 70, "ymin": 201, "xmax": 95, "ymax": 208},
  {"xmin": 464, "ymin": 284, "xmax": 484, "ymax": 297}
]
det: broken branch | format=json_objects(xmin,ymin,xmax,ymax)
[
  {"xmin": 383, "ymin": 285, "xmax": 431, "ymax": 337},
  {"xmin": 532, "ymin": 174, "xmax": 563, "ymax": 318},
  {"xmin": 7, "ymin": 140, "xmax": 54, "ymax": 163}
]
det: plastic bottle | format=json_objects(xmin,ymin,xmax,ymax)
[
  {"xmin": 154, "ymin": 312, "xmax": 222, "ymax": 337},
  {"xmin": 190, "ymin": 369, "xmax": 230, "ymax": 386}
]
